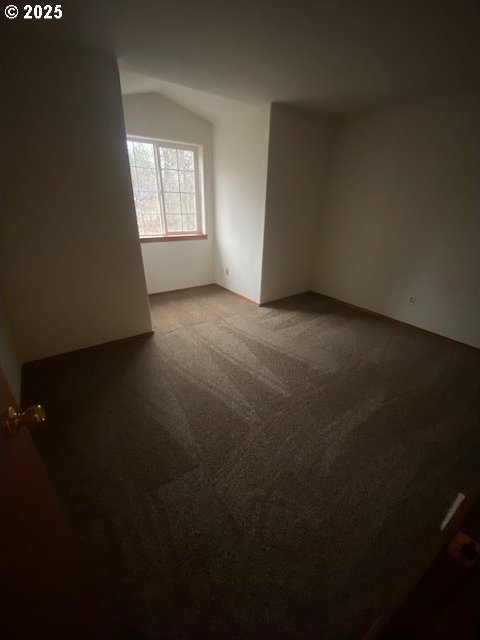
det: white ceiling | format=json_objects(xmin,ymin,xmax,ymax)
[
  {"xmin": 119, "ymin": 66, "xmax": 269, "ymax": 124},
  {"xmin": 16, "ymin": 0, "xmax": 480, "ymax": 111}
]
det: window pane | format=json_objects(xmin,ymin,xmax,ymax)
[
  {"xmin": 177, "ymin": 149, "xmax": 194, "ymax": 170},
  {"xmin": 159, "ymin": 147, "xmax": 177, "ymax": 169},
  {"xmin": 183, "ymin": 215, "xmax": 198, "ymax": 232},
  {"xmin": 127, "ymin": 140, "xmax": 135, "ymax": 166},
  {"xmin": 180, "ymin": 193, "xmax": 196, "ymax": 214},
  {"xmin": 134, "ymin": 185, "xmax": 162, "ymax": 235},
  {"xmin": 135, "ymin": 192, "xmax": 160, "ymax": 215},
  {"xmin": 166, "ymin": 214, "xmax": 182, "ymax": 232},
  {"xmin": 130, "ymin": 167, "xmax": 138, "ymax": 191},
  {"xmin": 179, "ymin": 171, "xmax": 195, "ymax": 193},
  {"xmin": 162, "ymin": 170, "xmax": 180, "ymax": 192},
  {"xmin": 127, "ymin": 139, "xmax": 202, "ymax": 237},
  {"xmin": 136, "ymin": 167, "xmax": 157, "ymax": 191},
  {"xmin": 142, "ymin": 215, "xmax": 163, "ymax": 235},
  {"xmin": 133, "ymin": 142, "xmax": 155, "ymax": 168},
  {"xmin": 136, "ymin": 218, "xmax": 146, "ymax": 235},
  {"xmin": 164, "ymin": 192, "xmax": 181, "ymax": 214}
]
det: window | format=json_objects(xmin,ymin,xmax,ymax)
[{"xmin": 126, "ymin": 137, "xmax": 205, "ymax": 240}]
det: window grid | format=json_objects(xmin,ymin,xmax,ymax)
[
  {"xmin": 127, "ymin": 137, "xmax": 203, "ymax": 237},
  {"xmin": 153, "ymin": 147, "xmax": 166, "ymax": 235}
]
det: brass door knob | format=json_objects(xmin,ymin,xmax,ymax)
[{"xmin": 3, "ymin": 405, "xmax": 46, "ymax": 436}]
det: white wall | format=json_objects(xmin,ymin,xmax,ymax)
[
  {"xmin": 260, "ymin": 103, "xmax": 333, "ymax": 303},
  {"xmin": 122, "ymin": 92, "xmax": 215, "ymax": 294},
  {"xmin": 1, "ymin": 36, "xmax": 152, "ymax": 363},
  {"xmin": 213, "ymin": 105, "xmax": 270, "ymax": 302},
  {"xmin": 312, "ymin": 93, "xmax": 480, "ymax": 347}
]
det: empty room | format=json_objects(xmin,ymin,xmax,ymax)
[{"xmin": 1, "ymin": 1, "xmax": 479, "ymax": 638}]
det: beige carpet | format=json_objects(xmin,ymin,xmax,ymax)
[{"xmin": 23, "ymin": 285, "xmax": 480, "ymax": 639}]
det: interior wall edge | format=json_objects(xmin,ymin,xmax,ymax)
[{"xmin": 310, "ymin": 287, "xmax": 480, "ymax": 350}]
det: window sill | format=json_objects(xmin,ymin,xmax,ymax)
[{"xmin": 140, "ymin": 234, "xmax": 208, "ymax": 244}]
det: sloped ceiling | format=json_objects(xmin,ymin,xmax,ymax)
[
  {"xmin": 119, "ymin": 66, "xmax": 263, "ymax": 123},
  {"xmin": 8, "ymin": 0, "xmax": 479, "ymax": 111}
]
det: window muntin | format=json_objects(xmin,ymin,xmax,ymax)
[{"xmin": 127, "ymin": 137, "xmax": 203, "ymax": 237}]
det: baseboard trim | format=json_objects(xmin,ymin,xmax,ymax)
[
  {"xmin": 148, "ymin": 283, "xmax": 215, "ymax": 297},
  {"xmin": 147, "ymin": 283, "xmax": 258, "ymax": 305},
  {"xmin": 259, "ymin": 290, "xmax": 311, "ymax": 306},
  {"xmin": 216, "ymin": 284, "xmax": 259, "ymax": 305},
  {"xmin": 313, "ymin": 291, "xmax": 479, "ymax": 351},
  {"xmin": 23, "ymin": 330, "xmax": 155, "ymax": 366}
]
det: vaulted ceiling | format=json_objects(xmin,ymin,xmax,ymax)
[{"xmin": 9, "ymin": 0, "xmax": 479, "ymax": 110}]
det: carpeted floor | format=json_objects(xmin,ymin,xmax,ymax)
[{"xmin": 22, "ymin": 285, "xmax": 480, "ymax": 639}]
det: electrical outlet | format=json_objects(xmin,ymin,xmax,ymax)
[
  {"xmin": 409, "ymin": 296, "xmax": 416, "ymax": 305},
  {"xmin": 225, "ymin": 267, "xmax": 229, "ymax": 276}
]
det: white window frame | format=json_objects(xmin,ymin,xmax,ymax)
[{"xmin": 127, "ymin": 135, "xmax": 205, "ymax": 241}]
